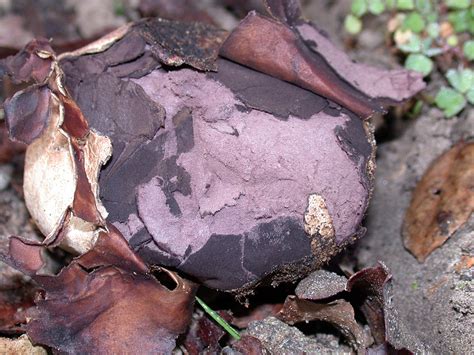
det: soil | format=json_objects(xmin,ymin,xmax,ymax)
[{"xmin": 354, "ymin": 108, "xmax": 474, "ymax": 353}]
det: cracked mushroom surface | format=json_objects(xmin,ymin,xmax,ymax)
[
  {"xmin": 63, "ymin": 58, "xmax": 376, "ymax": 290},
  {"xmin": 2, "ymin": 3, "xmax": 424, "ymax": 292}
]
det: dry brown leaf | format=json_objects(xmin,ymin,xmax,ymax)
[
  {"xmin": 2, "ymin": 224, "xmax": 197, "ymax": 354},
  {"xmin": 231, "ymin": 335, "xmax": 269, "ymax": 354},
  {"xmin": 346, "ymin": 262, "xmax": 391, "ymax": 345},
  {"xmin": 3, "ymin": 39, "xmax": 112, "ymax": 254},
  {"xmin": 403, "ymin": 142, "xmax": 474, "ymax": 262},
  {"xmin": 277, "ymin": 296, "xmax": 369, "ymax": 351}
]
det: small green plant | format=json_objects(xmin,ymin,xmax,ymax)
[
  {"xmin": 113, "ymin": 0, "xmax": 126, "ymax": 17},
  {"xmin": 344, "ymin": 0, "xmax": 473, "ymax": 118},
  {"xmin": 195, "ymin": 296, "xmax": 241, "ymax": 340}
]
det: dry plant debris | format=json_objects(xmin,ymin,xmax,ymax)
[
  {"xmin": 403, "ymin": 141, "xmax": 474, "ymax": 261},
  {"xmin": 243, "ymin": 263, "xmax": 411, "ymax": 353},
  {"xmin": 2, "ymin": 225, "xmax": 197, "ymax": 353}
]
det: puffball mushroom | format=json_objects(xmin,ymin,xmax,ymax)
[{"xmin": 1, "ymin": 2, "xmax": 424, "ymax": 292}]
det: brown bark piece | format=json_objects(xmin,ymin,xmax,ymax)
[
  {"xmin": 403, "ymin": 142, "xmax": 474, "ymax": 262},
  {"xmin": 137, "ymin": 18, "xmax": 228, "ymax": 71}
]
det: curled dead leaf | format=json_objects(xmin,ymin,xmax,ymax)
[
  {"xmin": 1, "ymin": 224, "xmax": 197, "ymax": 354},
  {"xmin": 277, "ymin": 296, "xmax": 369, "ymax": 351},
  {"xmin": 403, "ymin": 142, "xmax": 474, "ymax": 262},
  {"xmin": 231, "ymin": 335, "xmax": 269, "ymax": 354},
  {"xmin": 346, "ymin": 262, "xmax": 391, "ymax": 345},
  {"xmin": 3, "ymin": 39, "xmax": 112, "ymax": 254}
]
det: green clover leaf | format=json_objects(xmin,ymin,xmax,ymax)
[
  {"xmin": 403, "ymin": 12, "xmax": 426, "ymax": 33},
  {"xmin": 464, "ymin": 40, "xmax": 474, "ymax": 60},
  {"xmin": 396, "ymin": 0, "xmax": 415, "ymax": 10},
  {"xmin": 368, "ymin": 0, "xmax": 385, "ymax": 15},
  {"xmin": 345, "ymin": 14, "xmax": 362, "ymax": 34},
  {"xmin": 446, "ymin": 0, "xmax": 470, "ymax": 9},
  {"xmin": 351, "ymin": 0, "xmax": 367, "ymax": 17},
  {"xmin": 404, "ymin": 53, "xmax": 433, "ymax": 76},
  {"xmin": 435, "ymin": 87, "xmax": 467, "ymax": 117},
  {"xmin": 446, "ymin": 68, "xmax": 473, "ymax": 94}
]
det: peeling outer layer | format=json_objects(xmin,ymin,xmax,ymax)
[
  {"xmin": 0, "ymin": 225, "xmax": 197, "ymax": 354},
  {"xmin": 1, "ymin": 40, "xmax": 112, "ymax": 254},
  {"xmin": 295, "ymin": 23, "xmax": 426, "ymax": 104},
  {"xmin": 68, "ymin": 56, "xmax": 374, "ymax": 292},
  {"xmin": 135, "ymin": 18, "xmax": 228, "ymax": 71},
  {"xmin": 0, "ymin": 38, "xmax": 53, "ymax": 84},
  {"xmin": 220, "ymin": 12, "xmax": 385, "ymax": 119}
]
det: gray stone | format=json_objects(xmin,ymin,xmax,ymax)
[
  {"xmin": 295, "ymin": 270, "xmax": 347, "ymax": 300},
  {"xmin": 246, "ymin": 317, "xmax": 351, "ymax": 354}
]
